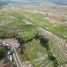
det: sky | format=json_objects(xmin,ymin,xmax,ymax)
[
  {"xmin": 4, "ymin": 0, "xmax": 66, "ymax": 1},
  {"xmin": 0, "ymin": 0, "xmax": 67, "ymax": 4}
]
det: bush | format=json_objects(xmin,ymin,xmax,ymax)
[
  {"xmin": 2, "ymin": 32, "xmax": 7, "ymax": 39},
  {"xmin": 40, "ymin": 37, "xmax": 49, "ymax": 50},
  {"xmin": 0, "ymin": 47, "xmax": 7, "ymax": 59},
  {"xmin": 48, "ymin": 52, "xmax": 56, "ymax": 61},
  {"xmin": 16, "ymin": 37, "xmax": 25, "ymax": 45},
  {"xmin": 35, "ymin": 33, "xmax": 39, "ymax": 39},
  {"xmin": 54, "ymin": 60, "xmax": 58, "ymax": 67},
  {"xmin": 40, "ymin": 37, "xmax": 49, "ymax": 44}
]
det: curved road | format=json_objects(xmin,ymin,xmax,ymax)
[{"xmin": 9, "ymin": 44, "xmax": 22, "ymax": 67}]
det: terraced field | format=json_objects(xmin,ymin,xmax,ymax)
[{"xmin": 37, "ymin": 27, "xmax": 67, "ymax": 66}]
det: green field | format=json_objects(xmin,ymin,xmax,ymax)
[
  {"xmin": 20, "ymin": 11, "xmax": 67, "ymax": 39},
  {"xmin": 0, "ymin": 9, "xmax": 67, "ymax": 39}
]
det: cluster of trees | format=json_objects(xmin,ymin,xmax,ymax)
[
  {"xmin": 16, "ymin": 36, "xmax": 25, "ymax": 54},
  {"xmin": 0, "ymin": 31, "xmax": 37, "ymax": 55},
  {"xmin": 0, "ymin": 32, "xmax": 18, "ymax": 39},
  {"xmin": 40, "ymin": 37, "xmax": 49, "ymax": 51},
  {"xmin": 15, "ymin": 32, "xmax": 40, "ymax": 53},
  {"xmin": 0, "ymin": 46, "xmax": 8, "ymax": 59},
  {"xmin": 35, "ymin": 33, "xmax": 49, "ymax": 50}
]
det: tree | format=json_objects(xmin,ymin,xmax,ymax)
[
  {"xmin": 48, "ymin": 52, "xmax": 58, "ymax": 67},
  {"xmin": 54, "ymin": 60, "xmax": 58, "ymax": 67},
  {"xmin": 48, "ymin": 52, "xmax": 56, "ymax": 61},
  {"xmin": 0, "ymin": 47, "xmax": 7, "ymax": 59},
  {"xmin": 40, "ymin": 37, "xmax": 49, "ymax": 44},
  {"xmin": 13, "ymin": 31, "xmax": 18, "ymax": 38},
  {"xmin": 40, "ymin": 37, "xmax": 49, "ymax": 50},
  {"xmin": 16, "ymin": 36, "xmax": 25, "ymax": 54},
  {"xmin": 4, "ymin": 45, "xmax": 10, "ymax": 51},
  {"xmin": 35, "ymin": 32, "xmax": 39, "ymax": 39},
  {"xmin": 17, "ymin": 36, "xmax": 25, "ymax": 46},
  {"xmin": 2, "ymin": 32, "xmax": 7, "ymax": 39}
]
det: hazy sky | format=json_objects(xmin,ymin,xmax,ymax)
[
  {"xmin": 1, "ymin": 0, "xmax": 67, "ymax": 4},
  {"xmin": 1, "ymin": 0, "xmax": 66, "ymax": 1}
]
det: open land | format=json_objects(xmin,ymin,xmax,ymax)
[{"xmin": 0, "ymin": 3, "xmax": 67, "ymax": 67}]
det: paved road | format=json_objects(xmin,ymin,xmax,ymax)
[{"xmin": 9, "ymin": 44, "xmax": 22, "ymax": 67}]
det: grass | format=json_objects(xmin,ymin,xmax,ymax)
[
  {"xmin": 16, "ymin": 39, "xmax": 50, "ymax": 67},
  {"xmin": 24, "ymin": 39, "xmax": 47, "ymax": 59},
  {"xmin": 0, "ymin": 10, "xmax": 36, "ymax": 39},
  {"xmin": 0, "ymin": 9, "xmax": 67, "ymax": 39},
  {"xmin": 22, "ymin": 39, "xmax": 54, "ymax": 67},
  {"xmin": 20, "ymin": 11, "xmax": 67, "ymax": 39},
  {"xmin": 18, "ymin": 31, "xmax": 36, "ymax": 41}
]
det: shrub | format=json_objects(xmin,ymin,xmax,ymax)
[{"xmin": 0, "ymin": 47, "xmax": 7, "ymax": 59}]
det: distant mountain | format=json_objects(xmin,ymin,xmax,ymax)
[
  {"xmin": 0, "ymin": 1, "xmax": 8, "ymax": 6},
  {"xmin": 45, "ymin": 0, "xmax": 67, "ymax": 5}
]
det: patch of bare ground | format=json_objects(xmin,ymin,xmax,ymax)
[
  {"xmin": 1, "ymin": 3, "xmax": 67, "ymax": 23},
  {"xmin": 64, "ymin": 21, "xmax": 67, "ymax": 26},
  {"xmin": 21, "ymin": 4, "xmax": 67, "ymax": 23},
  {"xmin": 0, "ymin": 38, "xmax": 20, "ymax": 48},
  {"xmin": 0, "ymin": 59, "xmax": 4, "ymax": 67},
  {"xmin": 22, "ymin": 61, "xmax": 33, "ymax": 67}
]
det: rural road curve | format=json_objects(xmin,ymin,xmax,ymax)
[{"xmin": 10, "ymin": 44, "xmax": 22, "ymax": 67}]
